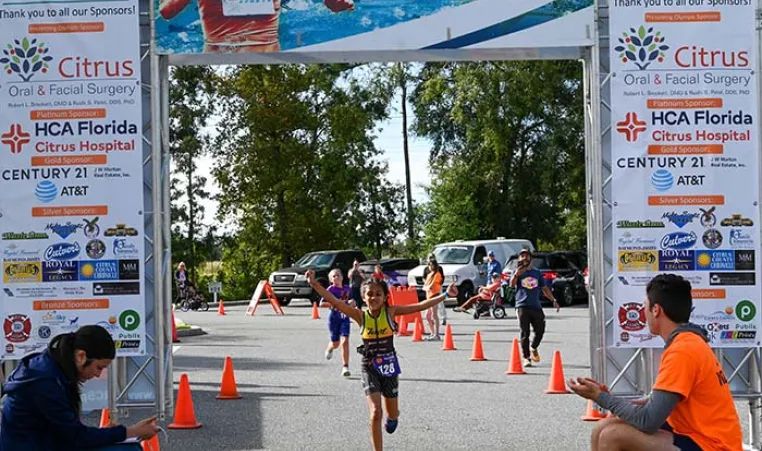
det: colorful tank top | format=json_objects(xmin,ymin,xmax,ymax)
[{"xmin": 360, "ymin": 306, "xmax": 396, "ymax": 364}]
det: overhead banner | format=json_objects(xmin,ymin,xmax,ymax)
[
  {"xmin": 153, "ymin": 0, "xmax": 594, "ymax": 56},
  {"xmin": 610, "ymin": 1, "xmax": 761, "ymax": 348},
  {"xmin": 0, "ymin": 0, "xmax": 146, "ymax": 358}
]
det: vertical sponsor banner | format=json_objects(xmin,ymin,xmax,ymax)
[
  {"xmin": 0, "ymin": 1, "xmax": 145, "ymax": 357},
  {"xmin": 609, "ymin": 1, "xmax": 760, "ymax": 348}
]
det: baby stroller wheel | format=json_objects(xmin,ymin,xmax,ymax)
[
  {"xmin": 180, "ymin": 300, "xmax": 191, "ymax": 312},
  {"xmin": 492, "ymin": 306, "xmax": 506, "ymax": 319},
  {"xmin": 200, "ymin": 301, "xmax": 209, "ymax": 312},
  {"xmin": 473, "ymin": 309, "xmax": 480, "ymax": 319}
]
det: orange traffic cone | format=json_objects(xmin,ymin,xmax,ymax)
[
  {"xmin": 411, "ymin": 316, "xmax": 424, "ymax": 342},
  {"xmin": 142, "ymin": 434, "xmax": 160, "ymax": 451},
  {"xmin": 442, "ymin": 323, "xmax": 456, "ymax": 351},
  {"xmin": 545, "ymin": 350, "xmax": 571, "ymax": 394},
  {"xmin": 171, "ymin": 310, "xmax": 179, "ymax": 344},
  {"xmin": 168, "ymin": 373, "xmax": 202, "ymax": 429},
  {"xmin": 581, "ymin": 400, "xmax": 606, "ymax": 421},
  {"xmin": 470, "ymin": 331, "xmax": 487, "ymax": 361},
  {"xmin": 398, "ymin": 315, "xmax": 411, "ymax": 336},
  {"xmin": 506, "ymin": 338, "xmax": 525, "ymax": 375},
  {"xmin": 99, "ymin": 408, "xmax": 111, "ymax": 427},
  {"xmin": 216, "ymin": 356, "xmax": 241, "ymax": 400},
  {"xmin": 311, "ymin": 302, "xmax": 320, "ymax": 320},
  {"xmin": 218, "ymin": 300, "xmax": 226, "ymax": 316}
]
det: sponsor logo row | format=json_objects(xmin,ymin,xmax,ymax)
[
  {"xmin": 4, "ymin": 309, "xmax": 141, "ymax": 355},
  {"xmin": 3, "ymin": 259, "xmax": 138, "ymax": 283},
  {"xmin": 3, "ymin": 238, "xmax": 139, "ymax": 262},
  {"xmin": 619, "ymin": 228, "xmax": 753, "ymax": 251},
  {"xmin": 616, "ymin": 299, "xmax": 759, "ymax": 345},
  {"xmin": 617, "ymin": 249, "xmax": 754, "ymax": 272},
  {"xmin": 618, "ymin": 210, "xmax": 753, "ymax": 230}
]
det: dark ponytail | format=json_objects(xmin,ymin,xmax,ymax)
[{"xmin": 48, "ymin": 325, "xmax": 116, "ymax": 416}]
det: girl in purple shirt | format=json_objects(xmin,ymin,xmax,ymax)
[{"xmin": 324, "ymin": 268, "xmax": 355, "ymax": 377}]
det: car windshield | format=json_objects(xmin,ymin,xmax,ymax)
[
  {"xmin": 432, "ymin": 246, "xmax": 473, "ymax": 264},
  {"xmin": 296, "ymin": 253, "xmax": 334, "ymax": 268},
  {"xmin": 294, "ymin": 253, "xmax": 316, "ymax": 266},
  {"xmin": 506, "ymin": 256, "xmax": 549, "ymax": 270},
  {"xmin": 359, "ymin": 264, "xmax": 378, "ymax": 273}
]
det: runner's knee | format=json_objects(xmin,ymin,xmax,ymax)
[{"xmin": 369, "ymin": 404, "xmax": 383, "ymax": 422}]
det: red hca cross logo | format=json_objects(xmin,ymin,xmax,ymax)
[
  {"xmin": 1, "ymin": 124, "xmax": 31, "ymax": 154},
  {"xmin": 616, "ymin": 112, "xmax": 647, "ymax": 142}
]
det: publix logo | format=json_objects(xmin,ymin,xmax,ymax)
[
  {"xmin": 44, "ymin": 242, "xmax": 80, "ymax": 261},
  {"xmin": 661, "ymin": 231, "xmax": 697, "ymax": 250}
]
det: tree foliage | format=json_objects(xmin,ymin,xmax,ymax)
[
  {"xmin": 410, "ymin": 60, "xmax": 586, "ymax": 252},
  {"xmin": 211, "ymin": 64, "xmax": 402, "ymax": 298},
  {"xmin": 169, "ymin": 66, "xmax": 217, "ymax": 284}
]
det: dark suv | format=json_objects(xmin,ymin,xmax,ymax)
[
  {"xmin": 358, "ymin": 258, "xmax": 420, "ymax": 286},
  {"xmin": 268, "ymin": 249, "xmax": 367, "ymax": 306},
  {"xmin": 504, "ymin": 251, "xmax": 588, "ymax": 307}
]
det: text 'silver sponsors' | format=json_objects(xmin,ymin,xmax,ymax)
[
  {"xmin": 0, "ymin": 1, "xmax": 146, "ymax": 357},
  {"xmin": 609, "ymin": 0, "xmax": 762, "ymax": 348}
]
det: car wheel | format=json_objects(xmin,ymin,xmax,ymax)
[
  {"xmin": 277, "ymin": 297, "xmax": 291, "ymax": 307},
  {"xmin": 457, "ymin": 282, "xmax": 474, "ymax": 306},
  {"xmin": 562, "ymin": 284, "xmax": 574, "ymax": 307}
]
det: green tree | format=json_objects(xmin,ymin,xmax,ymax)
[
  {"xmin": 212, "ymin": 64, "xmax": 399, "ymax": 285},
  {"xmin": 169, "ymin": 66, "xmax": 216, "ymax": 283},
  {"xmin": 411, "ymin": 61, "xmax": 586, "ymax": 251}
]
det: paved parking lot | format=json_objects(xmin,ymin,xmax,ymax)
[{"xmin": 113, "ymin": 301, "xmax": 753, "ymax": 450}]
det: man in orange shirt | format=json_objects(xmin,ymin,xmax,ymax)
[
  {"xmin": 568, "ymin": 274, "xmax": 742, "ymax": 450},
  {"xmin": 159, "ymin": 0, "xmax": 354, "ymax": 53}
]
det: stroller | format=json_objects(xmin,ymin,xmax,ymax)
[
  {"xmin": 178, "ymin": 282, "xmax": 210, "ymax": 312},
  {"xmin": 472, "ymin": 286, "xmax": 507, "ymax": 319}
]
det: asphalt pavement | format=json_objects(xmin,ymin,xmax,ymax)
[{"xmin": 123, "ymin": 301, "xmax": 753, "ymax": 450}]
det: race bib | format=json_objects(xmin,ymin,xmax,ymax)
[
  {"xmin": 222, "ymin": 0, "xmax": 275, "ymax": 16},
  {"xmin": 371, "ymin": 352, "xmax": 401, "ymax": 377}
]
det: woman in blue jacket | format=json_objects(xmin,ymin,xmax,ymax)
[{"xmin": 0, "ymin": 325, "xmax": 160, "ymax": 450}]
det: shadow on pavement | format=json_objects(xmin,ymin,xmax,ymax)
[
  {"xmin": 405, "ymin": 377, "xmax": 511, "ymax": 385},
  {"xmin": 174, "ymin": 354, "xmax": 320, "ymax": 372}
]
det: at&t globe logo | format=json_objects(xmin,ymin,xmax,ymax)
[
  {"xmin": 651, "ymin": 169, "xmax": 673, "ymax": 192},
  {"xmin": 35, "ymin": 180, "xmax": 57, "ymax": 203}
]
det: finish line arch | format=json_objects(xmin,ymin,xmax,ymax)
[{"xmin": 0, "ymin": 0, "xmax": 760, "ymax": 447}]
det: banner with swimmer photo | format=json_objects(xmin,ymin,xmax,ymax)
[{"xmin": 153, "ymin": 0, "xmax": 594, "ymax": 55}]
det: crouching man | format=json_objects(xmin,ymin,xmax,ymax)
[{"xmin": 569, "ymin": 274, "xmax": 742, "ymax": 451}]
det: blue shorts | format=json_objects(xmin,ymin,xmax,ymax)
[
  {"xmin": 661, "ymin": 423, "xmax": 703, "ymax": 450},
  {"xmin": 328, "ymin": 310, "xmax": 350, "ymax": 342}
]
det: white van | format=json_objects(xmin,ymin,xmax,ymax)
[{"xmin": 407, "ymin": 238, "xmax": 535, "ymax": 304}]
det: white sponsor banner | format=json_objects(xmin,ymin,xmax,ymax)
[
  {"xmin": 609, "ymin": 1, "xmax": 761, "ymax": 348},
  {"xmin": 0, "ymin": 0, "xmax": 146, "ymax": 357}
]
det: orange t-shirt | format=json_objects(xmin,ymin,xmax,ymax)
[
  {"xmin": 425, "ymin": 271, "xmax": 443, "ymax": 299},
  {"xmin": 653, "ymin": 332, "xmax": 742, "ymax": 451}
]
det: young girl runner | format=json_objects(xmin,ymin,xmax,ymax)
[
  {"xmin": 323, "ymin": 268, "xmax": 355, "ymax": 377},
  {"xmin": 307, "ymin": 270, "xmax": 457, "ymax": 451}
]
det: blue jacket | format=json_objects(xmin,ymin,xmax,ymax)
[{"xmin": 0, "ymin": 350, "xmax": 126, "ymax": 450}]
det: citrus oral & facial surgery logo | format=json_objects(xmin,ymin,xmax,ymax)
[
  {"xmin": 0, "ymin": 37, "xmax": 53, "ymax": 82},
  {"xmin": 614, "ymin": 26, "xmax": 669, "ymax": 70}
]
